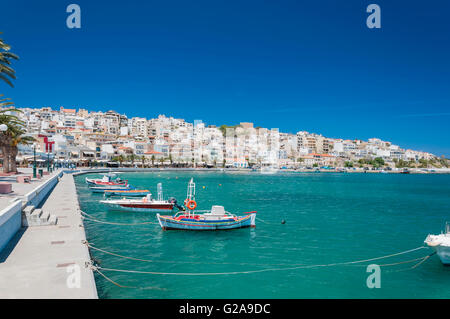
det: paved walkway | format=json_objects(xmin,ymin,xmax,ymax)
[
  {"xmin": 0, "ymin": 174, "xmax": 98, "ymax": 299},
  {"xmin": 0, "ymin": 168, "xmax": 55, "ymax": 209}
]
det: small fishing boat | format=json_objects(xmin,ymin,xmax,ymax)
[
  {"xmin": 425, "ymin": 222, "xmax": 450, "ymax": 265},
  {"xmin": 90, "ymin": 185, "xmax": 134, "ymax": 193},
  {"xmin": 104, "ymin": 189, "xmax": 150, "ymax": 197},
  {"xmin": 157, "ymin": 207, "xmax": 256, "ymax": 231},
  {"xmin": 99, "ymin": 183, "xmax": 176, "ymax": 212},
  {"xmin": 156, "ymin": 178, "xmax": 256, "ymax": 231},
  {"xmin": 86, "ymin": 174, "xmax": 128, "ymax": 186},
  {"xmin": 260, "ymin": 163, "xmax": 278, "ymax": 174}
]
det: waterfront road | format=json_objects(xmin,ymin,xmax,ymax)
[{"xmin": 0, "ymin": 173, "xmax": 97, "ymax": 299}]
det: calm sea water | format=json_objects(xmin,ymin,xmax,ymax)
[{"xmin": 74, "ymin": 171, "xmax": 450, "ymax": 298}]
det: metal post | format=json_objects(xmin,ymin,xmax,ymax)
[{"xmin": 33, "ymin": 146, "xmax": 37, "ymax": 178}]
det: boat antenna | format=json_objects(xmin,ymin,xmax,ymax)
[
  {"xmin": 157, "ymin": 183, "xmax": 163, "ymax": 201},
  {"xmin": 186, "ymin": 178, "xmax": 195, "ymax": 201}
]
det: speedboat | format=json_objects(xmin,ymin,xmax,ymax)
[
  {"xmin": 260, "ymin": 163, "xmax": 278, "ymax": 174},
  {"xmin": 104, "ymin": 189, "xmax": 150, "ymax": 197},
  {"xmin": 156, "ymin": 178, "xmax": 256, "ymax": 231},
  {"xmin": 99, "ymin": 183, "xmax": 177, "ymax": 212},
  {"xmin": 425, "ymin": 222, "xmax": 450, "ymax": 265},
  {"xmin": 90, "ymin": 185, "xmax": 134, "ymax": 193},
  {"xmin": 86, "ymin": 174, "xmax": 128, "ymax": 186}
]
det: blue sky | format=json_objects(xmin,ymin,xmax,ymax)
[{"xmin": 1, "ymin": 0, "xmax": 449, "ymax": 156}]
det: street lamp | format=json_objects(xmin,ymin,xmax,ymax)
[{"xmin": 32, "ymin": 143, "xmax": 37, "ymax": 178}]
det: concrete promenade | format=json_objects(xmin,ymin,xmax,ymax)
[{"xmin": 0, "ymin": 173, "xmax": 98, "ymax": 299}]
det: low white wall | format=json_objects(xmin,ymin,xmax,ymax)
[
  {"xmin": 0, "ymin": 200, "xmax": 22, "ymax": 253},
  {"xmin": 22, "ymin": 171, "xmax": 63, "ymax": 209},
  {"xmin": 0, "ymin": 171, "xmax": 64, "ymax": 255}
]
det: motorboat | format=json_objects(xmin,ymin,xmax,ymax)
[
  {"xmin": 86, "ymin": 174, "xmax": 127, "ymax": 186},
  {"xmin": 104, "ymin": 189, "xmax": 150, "ymax": 197},
  {"xmin": 425, "ymin": 222, "xmax": 450, "ymax": 265},
  {"xmin": 260, "ymin": 163, "xmax": 278, "ymax": 174},
  {"xmin": 99, "ymin": 183, "xmax": 177, "ymax": 212},
  {"xmin": 90, "ymin": 185, "xmax": 134, "ymax": 193}
]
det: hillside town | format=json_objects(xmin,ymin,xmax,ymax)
[{"xmin": 1, "ymin": 106, "xmax": 448, "ymax": 171}]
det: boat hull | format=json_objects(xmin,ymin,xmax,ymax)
[
  {"xmin": 85, "ymin": 177, "xmax": 127, "ymax": 186},
  {"xmin": 104, "ymin": 190, "xmax": 149, "ymax": 197},
  {"xmin": 100, "ymin": 201, "xmax": 174, "ymax": 212},
  {"xmin": 90, "ymin": 187, "xmax": 133, "ymax": 193},
  {"xmin": 157, "ymin": 213, "xmax": 256, "ymax": 231},
  {"xmin": 430, "ymin": 245, "xmax": 450, "ymax": 265}
]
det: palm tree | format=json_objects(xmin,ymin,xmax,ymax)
[
  {"xmin": 127, "ymin": 153, "xmax": 136, "ymax": 167},
  {"xmin": 151, "ymin": 155, "xmax": 155, "ymax": 167},
  {"xmin": 140, "ymin": 155, "xmax": 146, "ymax": 168},
  {"xmin": 0, "ymin": 33, "xmax": 19, "ymax": 87},
  {"xmin": 9, "ymin": 126, "xmax": 35, "ymax": 173},
  {"xmin": 0, "ymin": 105, "xmax": 26, "ymax": 173}
]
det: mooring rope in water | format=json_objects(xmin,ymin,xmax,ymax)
[
  {"xmin": 86, "ymin": 243, "xmax": 431, "ymax": 269},
  {"xmin": 86, "ymin": 246, "xmax": 429, "ymax": 276},
  {"xmin": 93, "ymin": 267, "xmax": 166, "ymax": 291},
  {"xmin": 79, "ymin": 210, "xmax": 159, "ymax": 226}
]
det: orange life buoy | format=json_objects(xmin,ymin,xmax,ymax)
[{"xmin": 186, "ymin": 200, "xmax": 197, "ymax": 210}]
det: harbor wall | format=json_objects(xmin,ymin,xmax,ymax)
[
  {"xmin": 0, "ymin": 170, "xmax": 64, "ymax": 255},
  {"xmin": 0, "ymin": 200, "xmax": 22, "ymax": 253},
  {"xmin": 22, "ymin": 171, "xmax": 64, "ymax": 209}
]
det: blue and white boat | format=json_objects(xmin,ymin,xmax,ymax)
[
  {"xmin": 156, "ymin": 178, "xmax": 256, "ymax": 231},
  {"xmin": 157, "ymin": 206, "xmax": 256, "ymax": 231},
  {"xmin": 89, "ymin": 185, "xmax": 134, "ymax": 193},
  {"xmin": 104, "ymin": 189, "xmax": 150, "ymax": 197}
]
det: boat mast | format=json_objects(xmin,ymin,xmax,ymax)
[
  {"xmin": 186, "ymin": 178, "xmax": 196, "ymax": 216},
  {"xmin": 157, "ymin": 183, "xmax": 163, "ymax": 201}
]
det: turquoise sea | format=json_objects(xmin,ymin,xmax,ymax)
[{"xmin": 74, "ymin": 171, "xmax": 450, "ymax": 298}]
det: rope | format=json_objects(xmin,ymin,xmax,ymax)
[
  {"xmin": 91, "ymin": 246, "xmax": 428, "ymax": 276},
  {"xmin": 87, "ymin": 244, "xmax": 309, "ymax": 267},
  {"xmin": 410, "ymin": 252, "xmax": 436, "ymax": 269},
  {"xmin": 94, "ymin": 268, "xmax": 166, "ymax": 291},
  {"xmin": 82, "ymin": 216, "xmax": 159, "ymax": 226},
  {"xmin": 85, "ymin": 243, "xmax": 428, "ymax": 269},
  {"xmin": 79, "ymin": 210, "xmax": 159, "ymax": 226}
]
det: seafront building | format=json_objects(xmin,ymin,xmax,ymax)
[{"xmin": 0, "ymin": 105, "xmax": 440, "ymax": 169}]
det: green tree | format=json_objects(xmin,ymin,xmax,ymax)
[
  {"xmin": 344, "ymin": 161, "xmax": 353, "ymax": 168},
  {"xmin": 151, "ymin": 155, "xmax": 155, "ymax": 166},
  {"xmin": 0, "ymin": 33, "xmax": 19, "ymax": 87},
  {"xmin": 9, "ymin": 126, "xmax": 35, "ymax": 173},
  {"xmin": 0, "ymin": 105, "xmax": 27, "ymax": 173}
]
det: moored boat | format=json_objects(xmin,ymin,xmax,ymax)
[
  {"xmin": 425, "ymin": 222, "xmax": 450, "ymax": 265},
  {"xmin": 90, "ymin": 185, "xmax": 134, "ymax": 193},
  {"xmin": 99, "ymin": 183, "xmax": 176, "ymax": 212},
  {"xmin": 156, "ymin": 178, "xmax": 256, "ymax": 231},
  {"xmin": 157, "ymin": 206, "xmax": 256, "ymax": 231},
  {"xmin": 86, "ymin": 175, "xmax": 128, "ymax": 186},
  {"xmin": 104, "ymin": 189, "xmax": 150, "ymax": 197}
]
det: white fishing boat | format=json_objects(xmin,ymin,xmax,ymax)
[
  {"xmin": 260, "ymin": 163, "xmax": 278, "ymax": 174},
  {"xmin": 99, "ymin": 183, "xmax": 177, "ymax": 212},
  {"xmin": 90, "ymin": 185, "xmax": 133, "ymax": 193},
  {"xmin": 85, "ymin": 173, "xmax": 127, "ymax": 186},
  {"xmin": 424, "ymin": 222, "xmax": 450, "ymax": 265}
]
